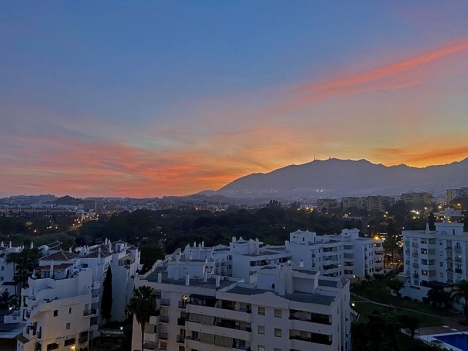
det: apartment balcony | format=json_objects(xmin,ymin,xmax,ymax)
[
  {"xmin": 177, "ymin": 335, "xmax": 185, "ymax": 343},
  {"xmin": 446, "ymin": 246, "xmax": 453, "ymax": 250},
  {"xmin": 178, "ymin": 301, "xmax": 187, "ymax": 309},
  {"xmin": 412, "ymin": 263, "xmax": 419, "ymax": 268},
  {"xmin": 446, "ymin": 257, "xmax": 453, "ymax": 261},
  {"xmin": 455, "ymin": 268, "xmax": 463, "ymax": 274},
  {"xmin": 412, "ymin": 243, "xmax": 418, "ymax": 248},
  {"xmin": 158, "ymin": 332, "xmax": 168, "ymax": 340},
  {"xmin": 412, "ymin": 253, "xmax": 419, "ymax": 258},
  {"xmin": 143, "ymin": 341, "xmax": 160, "ymax": 351},
  {"xmin": 83, "ymin": 308, "xmax": 97, "ymax": 317},
  {"xmin": 186, "ymin": 304, "xmax": 251, "ymax": 323},
  {"xmin": 446, "ymin": 268, "xmax": 454, "ymax": 272},
  {"xmin": 185, "ymin": 321, "xmax": 252, "ymax": 341},
  {"xmin": 159, "ymin": 315, "xmax": 169, "ymax": 323},
  {"xmin": 78, "ymin": 338, "xmax": 88, "ymax": 345},
  {"xmin": 159, "ymin": 299, "xmax": 170, "ymax": 306},
  {"xmin": 289, "ymin": 319, "xmax": 332, "ymax": 335},
  {"xmin": 177, "ymin": 317, "xmax": 186, "ymax": 326},
  {"xmin": 290, "ymin": 334, "xmax": 333, "ymax": 349}
]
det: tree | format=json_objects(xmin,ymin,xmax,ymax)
[
  {"xmin": 398, "ymin": 314, "xmax": 421, "ymax": 339},
  {"xmin": 101, "ymin": 267, "xmax": 113, "ymax": 322},
  {"xmin": 5, "ymin": 248, "xmax": 42, "ymax": 297},
  {"xmin": 387, "ymin": 278, "xmax": 405, "ymax": 297},
  {"xmin": 0, "ymin": 291, "xmax": 18, "ymax": 310},
  {"xmin": 452, "ymin": 280, "xmax": 468, "ymax": 320},
  {"xmin": 427, "ymin": 286, "xmax": 451, "ymax": 308},
  {"xmin": 126, "ymin": 286, "xmax": 158, "ymax": 351}
]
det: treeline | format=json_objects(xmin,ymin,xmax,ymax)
[{"xmin": 79, "ymin": 206, "xmax": 362, "ymax": 251}]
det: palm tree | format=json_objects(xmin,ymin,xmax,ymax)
[
  {"xmin": 5, "ymin": 248, "xmax": 42, "ymax": 297},
  {"xmin": 126, "ymin": 286, "xmax": 158, "ymax": 350},
  {"xmin": 0, "ymin": 291, "xmax": 19, "ymax": 310},
  {"xmin": 452, "ymin": 280, "xmax": 468, "ymax": 320}
]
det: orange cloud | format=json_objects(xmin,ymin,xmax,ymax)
[
  {"xmin": 375, "ymin": 146, "xmax": 468, "ymax": 167},
  {"xmin": 283, "ymin": 35, "xmax": 468, "ymax": 109}
]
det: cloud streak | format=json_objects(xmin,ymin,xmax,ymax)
[{"xmin": 283, "ymin": 35, "xmax": 468, "ymax": 109}]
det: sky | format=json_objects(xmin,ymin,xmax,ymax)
[{"xmin": 1, "ymin": 1, "xmax": 468, "ymax": 198}]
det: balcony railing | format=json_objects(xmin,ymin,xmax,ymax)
[
  {"xmin": 177, "ymin": 335, "xmax": 185, "ymax": 343},
  {"xmin": 83, "ymin": 308, "xmax": 97, "ymax": 316},
  {"xmin": 455, "ymin": 268, "xmax": 463, "ymax": 274},
  {"xmin": 178, "ymin": 301, "xmax": 187, "ymax": 308},
  {"xmin": 160, "ymin": 299, "xmax": 170, "ymax": 306},
  {"xmin": 158, "ymin": 332, "xmax": 168, "ymax": 340},
  {"xmin": 159, "ymin": 315, "xmax": 169, "ymax": 323}
]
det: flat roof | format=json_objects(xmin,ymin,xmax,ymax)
[
  {"xmin": 226, "ymin": 286, "xmax": 336, "ymax": 306},
  {"xmin": 145, "ymin": 272, "xmax": 233, "ymax": 289}
]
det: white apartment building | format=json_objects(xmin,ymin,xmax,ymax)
[
  {"xmin": 399, "ymin": 220, "xmax": 467, "ymax": 300},
  {"xmin": 8, "ymin": 239, "xmax": 141, "ymax": 351},
  {"xmin": 132, "ymin": 258, "xmax": 351, "ymax": 351},
  {"xmin": 0, "ymin": 241, "xmax": 24, "ymax": 294},
  {"xmin": 286, "ymin": 229, "xmax": 384, "ymax": 278}
]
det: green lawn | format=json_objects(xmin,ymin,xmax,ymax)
[{"xmin": 352, "ymin": 301, "xmax": 443, "ymax": 327}]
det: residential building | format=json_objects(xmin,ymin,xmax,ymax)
[
  {"xmin": 0, "ymin": 241, "xmax": 24, "ymax": 294},
  {"xmin": 399, "ymin": 220, "xmax": 467, "ymax": 301},
  {"xmin": 341, "ymin": 195, "xmax": 394, "ymax": 213},
  {"xmin": 316, "ymin": 199, "xmax": 339, "ymax": 212},
  {"xmin": 9, "ymin": 239, "xmax": 141, "ymax": 351},
  {"xmin": 286, "ymin": 229, "xmax": 384, "ymax": 278},
  {"xmin": 400, "ymin": 192, "xmax": 433, "ymax": 207},
  {"xmin": 132, "ymin": 258, "xmax": 351, "ymax": 351},
  {"xmin": 447, "ymin": 187, "xmax": 468, "ymax": 204}
]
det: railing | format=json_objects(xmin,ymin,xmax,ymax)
[
  {"xmin": 455, "ymin": 268, "xmax": 463, "ymax": 274},
  {"xmin": 83, "ymin": 309, "xmax": 97, "ymax": 316},
  {"xmin": 158, "ymin": 332, "xmax": 168, "ymax": 340},
  {"xmin": 78, "ymin": 336, "xmax": 88, "ymax": 344},
  {"xmin": 178, "ymin": 301, "xmax": 187, "ymax": 308},
  {"xmin": 159, "ymin": 315, "xmax": 169, "ymax": 323},
  {"xmin": 160, "ymin": 299, "xmax": 170, "ymax": 306},
  {"xmin": 446, "ymin": 257, "xmax": 453, "ymax": 261},
  {"xmin": 177, "ymin": 335, "xmax": 185, "ymax": 343}
]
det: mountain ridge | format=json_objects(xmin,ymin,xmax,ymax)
[{"xmin": 216, "ymin": 157, "xmax": 468, "ymax": 198}]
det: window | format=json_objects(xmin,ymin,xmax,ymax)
[
  {"xmin": 64, "ymin": 338, "xmax": 75, "ymax": 346},
  {"xmin": 66, "ymin": 323, "xmax": 71, "ymax": 330},
  {"xmin": 258, "ymin": 346, "xmax": 265, "ymax": 351},
  {"xmin": 274, "ymin": 328, "xmax": 282, "ymax": 337},
  {"xmin": 258, "ymin": 307, "xmax": 265, "ymax": 315},
  {"xmin": 47, "ymin": 343, "xmax": 59, "ymax": 351},
  {"xmin": 68, "ymin": 307, "xmax": 72, "ymax": 314},
  {"xmin": 440, "ymin": 262, "xmax": 444, "ymax": 267},
  {"xmin": 274, "ymin": 309, "xmax": 282, "ymax": 318},
  {"xmin": 53, "ymin": 310, "xmax": 58, "ymax": 317},
  {"xmin": 258, "ymin": 325, "xmax": 265, "ymax": 334}
]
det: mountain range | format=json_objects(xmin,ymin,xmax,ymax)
[{"xmin": 214, "ymin": 158, "xmax": 468, "ymax": 200}]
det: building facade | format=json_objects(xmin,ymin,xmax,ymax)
[
  {"xmin": 399, "ymin": 220, "xmax": 467, "ymax": 301},
  {"xmin": 132, "ymin": 259, "xmax": 351, "ymax": 351}
]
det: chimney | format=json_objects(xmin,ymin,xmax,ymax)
[
  {"xmin": 174, "ymin": 255, "xmax": 180, "ymax": 280},
  {"xmin": 300, "ymin": 259, "xmax": 304, "ymax": 268},
  {"xmin": 203, "ymin": 271, "xmax": 208, "ymax": 282},
  {"xmin": 185, "ymin": 273, "xmax": 190, "ymax": 286},
  {"xmin": 216, "ymin": 275, "xmax": 221, "ymax": 288},
  {"xmin": 286, "ymin": 262, "xmax": 294, "ymax": 294},
  {"xmin": 158, "ymin": 272, "xmax": 162, "ymax": 283},
  {"xmin": 50, "ymin": 260, "xmax": 54, "ymax": 279}
]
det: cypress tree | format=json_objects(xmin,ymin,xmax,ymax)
[{"xmin": 101, "ymin": 267, "xmax": 113, "ymax": 322}]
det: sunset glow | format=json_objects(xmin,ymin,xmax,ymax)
[{"xmin": 1, "ymin": 2, "xmax": 468, "ymax": 197}]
